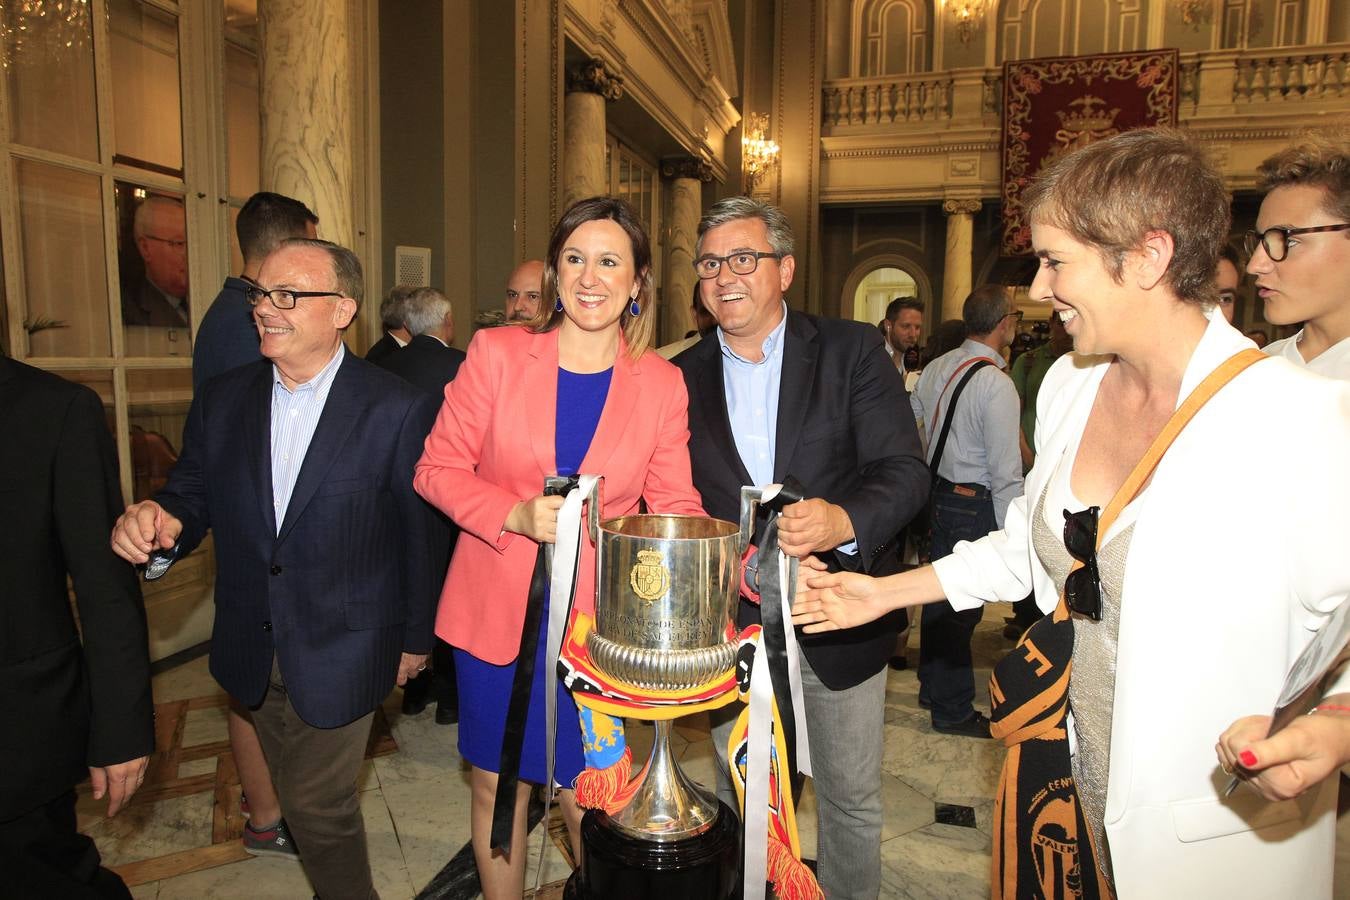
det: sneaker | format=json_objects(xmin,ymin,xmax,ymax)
[
  {"xmin": 932, "ymin": 712, "xmax": 992, "ymax": 739},
  {"xmin": 243, "ymin": 818, "xmax": 301, "ymax": 860}
]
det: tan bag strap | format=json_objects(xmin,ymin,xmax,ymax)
[
  {"xmin": 1097, "ymin": 348, "xmax": 1267, "ymax": 535},
  {"xmin": 1054, "ymin": 348, "xmax": 1267, "ymax": 619}
]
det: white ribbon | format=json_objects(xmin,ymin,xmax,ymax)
[
  {"xmin": 743, "ymin": 632, "xmax": 773, "ymax": 900},
  {"xmin": 537, "ymin": 474, "xmax": 597, "ymax": 889},
  {"xmin": 741, "ymin": 483, "xmax": 815, "ymax": 899},
  {"xmin": 756, "ymin": 482, "xmax": 812, "ymax": 777},
  {"xmin": 777, "ymin": 550, "xmax": 812, "ymax": 778}
]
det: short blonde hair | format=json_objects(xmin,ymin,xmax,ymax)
[{"xmin": 1023, "ymin": 127, "xmax": 1230, "ymax": 305}]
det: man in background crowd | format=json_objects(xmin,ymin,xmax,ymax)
[
  {"xmin": 1249, "ymin": 132, "xmax": 1350, "ymax": 379},
  {"xmin": 504, "ymin": 259, "xmax": 545, "ymax": 323},
  {"xmin": 1009, "ymin": 313, "xmax": 1071, "ymax": 471},
  {"xmin": 376, "ymin": 287, "xmax": 464, "ymax": 726},
  {"xmin": 1215, "ymin": 244, "xmax": 1242, "ymax": 325},
  {"xmin": 882, "ymin": 296, "xmax": 924, "ymax": 390},
  {"xmin": 657, "ymin": 282, "xmax": 718, "ymax": 359},
  {"xmin": 910, "ymin": 285, "xmax": 1023, "ymax": 739},
  {"xmin": 193, "ymin": 192, "xmax": 318, "ymax": 390},
  {"xmin": 365, "ymin": 285, "xmax": 415, "ymax": 363}
]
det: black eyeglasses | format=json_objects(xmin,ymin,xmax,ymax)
[
  {"xmin": 1244, "ymin": 223, "xmax": 1350, "ymax": 263},
  {"xmin": 1062, "ymin": 506, "xmax": 1102, "ymax": 621},
  {"xmin": 693, "ymin": 251, "xmax": 782, "ymax": 280},
  {"xmin": 245, "ymin": 286, "xmax": 344, "ymax": 309}
]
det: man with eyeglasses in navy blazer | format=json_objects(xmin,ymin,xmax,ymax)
[{"xmin": 112, "ymin": 238, "xmax": 444, "ymax": 900}]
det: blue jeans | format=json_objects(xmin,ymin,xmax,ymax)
[{"xmin": 919, "ymin": 479, "xmax": 997, "ymax": 727}]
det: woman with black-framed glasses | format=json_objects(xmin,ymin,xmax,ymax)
[
  {"xmin": 1246, "ymin": 132, "xmax": 1350, "ymax": 381},
  {"xmin": 792, "ymin": 128, "xmax": 1350, "ymax": 899}
]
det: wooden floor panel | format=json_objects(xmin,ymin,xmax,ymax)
[{"xmin": 85, "ymin": 693, "xmax": 398, "ymax": 888}]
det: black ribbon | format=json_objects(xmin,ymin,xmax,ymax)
[
  {"xmin": 490, "ymin": 476, "xmax": 580, "ymax": 853},
  {"xmin": 753, "ymin": 475, "xmax": 806, "ymax": 788}
]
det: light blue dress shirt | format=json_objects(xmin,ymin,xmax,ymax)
[
  {"xmin": 717, "ymin": 305, "xmax": 788, "ymax": 488},
  {"xmin": 270, "ymin": 344, "xmax": 344, "ymax": 532},
  {"xmin": 909, "ymin": 338, "xmax": 1023, "ymax": 526},
  {"xmin": 718, "ymin": 306, "xmax": 857, "ymax": 554}
]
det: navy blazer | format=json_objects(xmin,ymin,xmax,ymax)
[
  {"xmin": 376, "ymin": 333, "xmax": 465, "ymax": 397},
  {"xmin": 158, "ymin": 350, "xmax": 444, "ymax": 728},
  {"xmin": 674, "ymin": 310, "xmax": 929, "ymax": 690}
]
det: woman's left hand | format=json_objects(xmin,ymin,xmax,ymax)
[{"xmin": 1217, "ymin": 709, "xmax": 1350, "ymax": 802}]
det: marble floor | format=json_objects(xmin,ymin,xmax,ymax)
[{"xmin": 89, "ymin": 614, "xmax": 1350, "ymax": 899}]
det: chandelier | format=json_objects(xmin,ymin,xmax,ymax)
[
  {"xmin": 0, "ymin": 0, "xmax": 94, "ymax": 69},
  {"xmin": 942, "ymin": 0, "xmax": 990, "ymax": 45},
  {"xmin": 741, "ymin": 113, "xmax": 780, "ymax": 195}
]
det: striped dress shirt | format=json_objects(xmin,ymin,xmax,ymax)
[{"xmin": 270, "ymin": 344, "xmax": 344, "ymax": 532}]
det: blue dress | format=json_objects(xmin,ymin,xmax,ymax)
[{"xmin": 454, "ymin": 366, "xmax": 613, "ymax": 786}]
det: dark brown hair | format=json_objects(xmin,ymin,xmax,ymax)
[{"xmin": 530, "ymin": 197, "xmax": 655, "ymax": 358}]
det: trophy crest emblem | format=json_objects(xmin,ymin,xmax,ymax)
[{"xmin": 629, "ymin": 549, "xmax": 670, "ymax": 601}]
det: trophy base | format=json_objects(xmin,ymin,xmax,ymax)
[{"xmin": 564, "ymin": 800, "xmax": 740, "ymax": 900}]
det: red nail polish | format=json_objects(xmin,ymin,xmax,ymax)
[{"xmin": 1239, "ymin": 750, "xmax": 1257, "ymax": 768}]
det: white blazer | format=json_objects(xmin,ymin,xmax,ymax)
[{"xmin": 933, "ymin": 311, "xmax": 1350, "ymax": 898}]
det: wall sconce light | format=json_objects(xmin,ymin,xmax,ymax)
[
  {"xmin": 942, "ymin": 0, "xmax": 990, "ymax": 45},
  {"xmin": 741, "ymin": 113, "xmax": 780, "ymax": 195}
]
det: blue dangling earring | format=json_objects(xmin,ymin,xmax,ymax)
[
  {"xmin": 629, "ymin": 299, "xmax": 640, "ymax": 317},
  {"xmin": 555, "ymin": 296, "xmax": 564, "ymax": 313}
]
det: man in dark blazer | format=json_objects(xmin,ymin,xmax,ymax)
[
  {"xmin": 363, "ymin": 284, "xmax": 414, "ymax": 364},
  {"xmin": 1, "ymin": 358, "xmax": 155, "ymax": 898},
  {"xmin": 375, "ymin": 286, "xmax": 463, "ymax": 723},
  {"xmin": 377, "ymin": 286, "xmax": 465, "ymax": 395},
  {"xmin": 111, "ymin": 239, "xmax": 443, "ymax": 900},
  {"xmin": 674, "ymin": 197, "xmax": 927, "ymax": 900}
]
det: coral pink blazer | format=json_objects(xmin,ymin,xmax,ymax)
[{"xmin": 413, "ymin": 324, "xmax": 705, "ymax": 664}]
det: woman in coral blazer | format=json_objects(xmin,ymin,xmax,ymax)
[{"xmin": 414, "ymin": 197, "xmax": 703, "ymax": 898}]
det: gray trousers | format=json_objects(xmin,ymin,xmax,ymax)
[
  {"xmin": 711, "ymin": 649, "xmax": 887, "ymax": 900},
  {"xmin": 251, "ymin": 660, "xmax": 378, "ymax": 900}
]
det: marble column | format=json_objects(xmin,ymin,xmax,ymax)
[
  {"xmin": 941, "ymin": 199, "xmax": 981, "ymax": 320},
  {"xmin": 564, "ymin": 58, "xmax": 623, "ymax": 211},
  {"xmin": 660, "ymin": 157, "xmax": 713, "ymax": 345},
  {"xmin": 258, "ymin": 0, "xmax": 354, "ymax": 248}
]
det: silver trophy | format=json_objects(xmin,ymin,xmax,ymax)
[{"xmin": 565, "ymin": 478, "xmax": 770, "ymax": 842}]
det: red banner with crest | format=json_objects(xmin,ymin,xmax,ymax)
[{"xmin": 1000, "ymin": 49, "xmax": 1180, "ymax": 256}]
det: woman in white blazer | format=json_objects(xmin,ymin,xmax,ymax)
[{"xmin": 794, "ymin": 128, "xmax": 1350, "ymax": 898}]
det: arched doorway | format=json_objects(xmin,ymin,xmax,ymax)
[{"xmin": 852, "ymin": 266, "xmax": 919, "ymax": 326}]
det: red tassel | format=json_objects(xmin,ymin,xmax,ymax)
[
  {"xmin": 573, "ymin": 748, "xmax": 633, "ymax": 811},
  {"xmin": 767, "ymin": 836, "xmax": 823, "ymax": 900}
]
